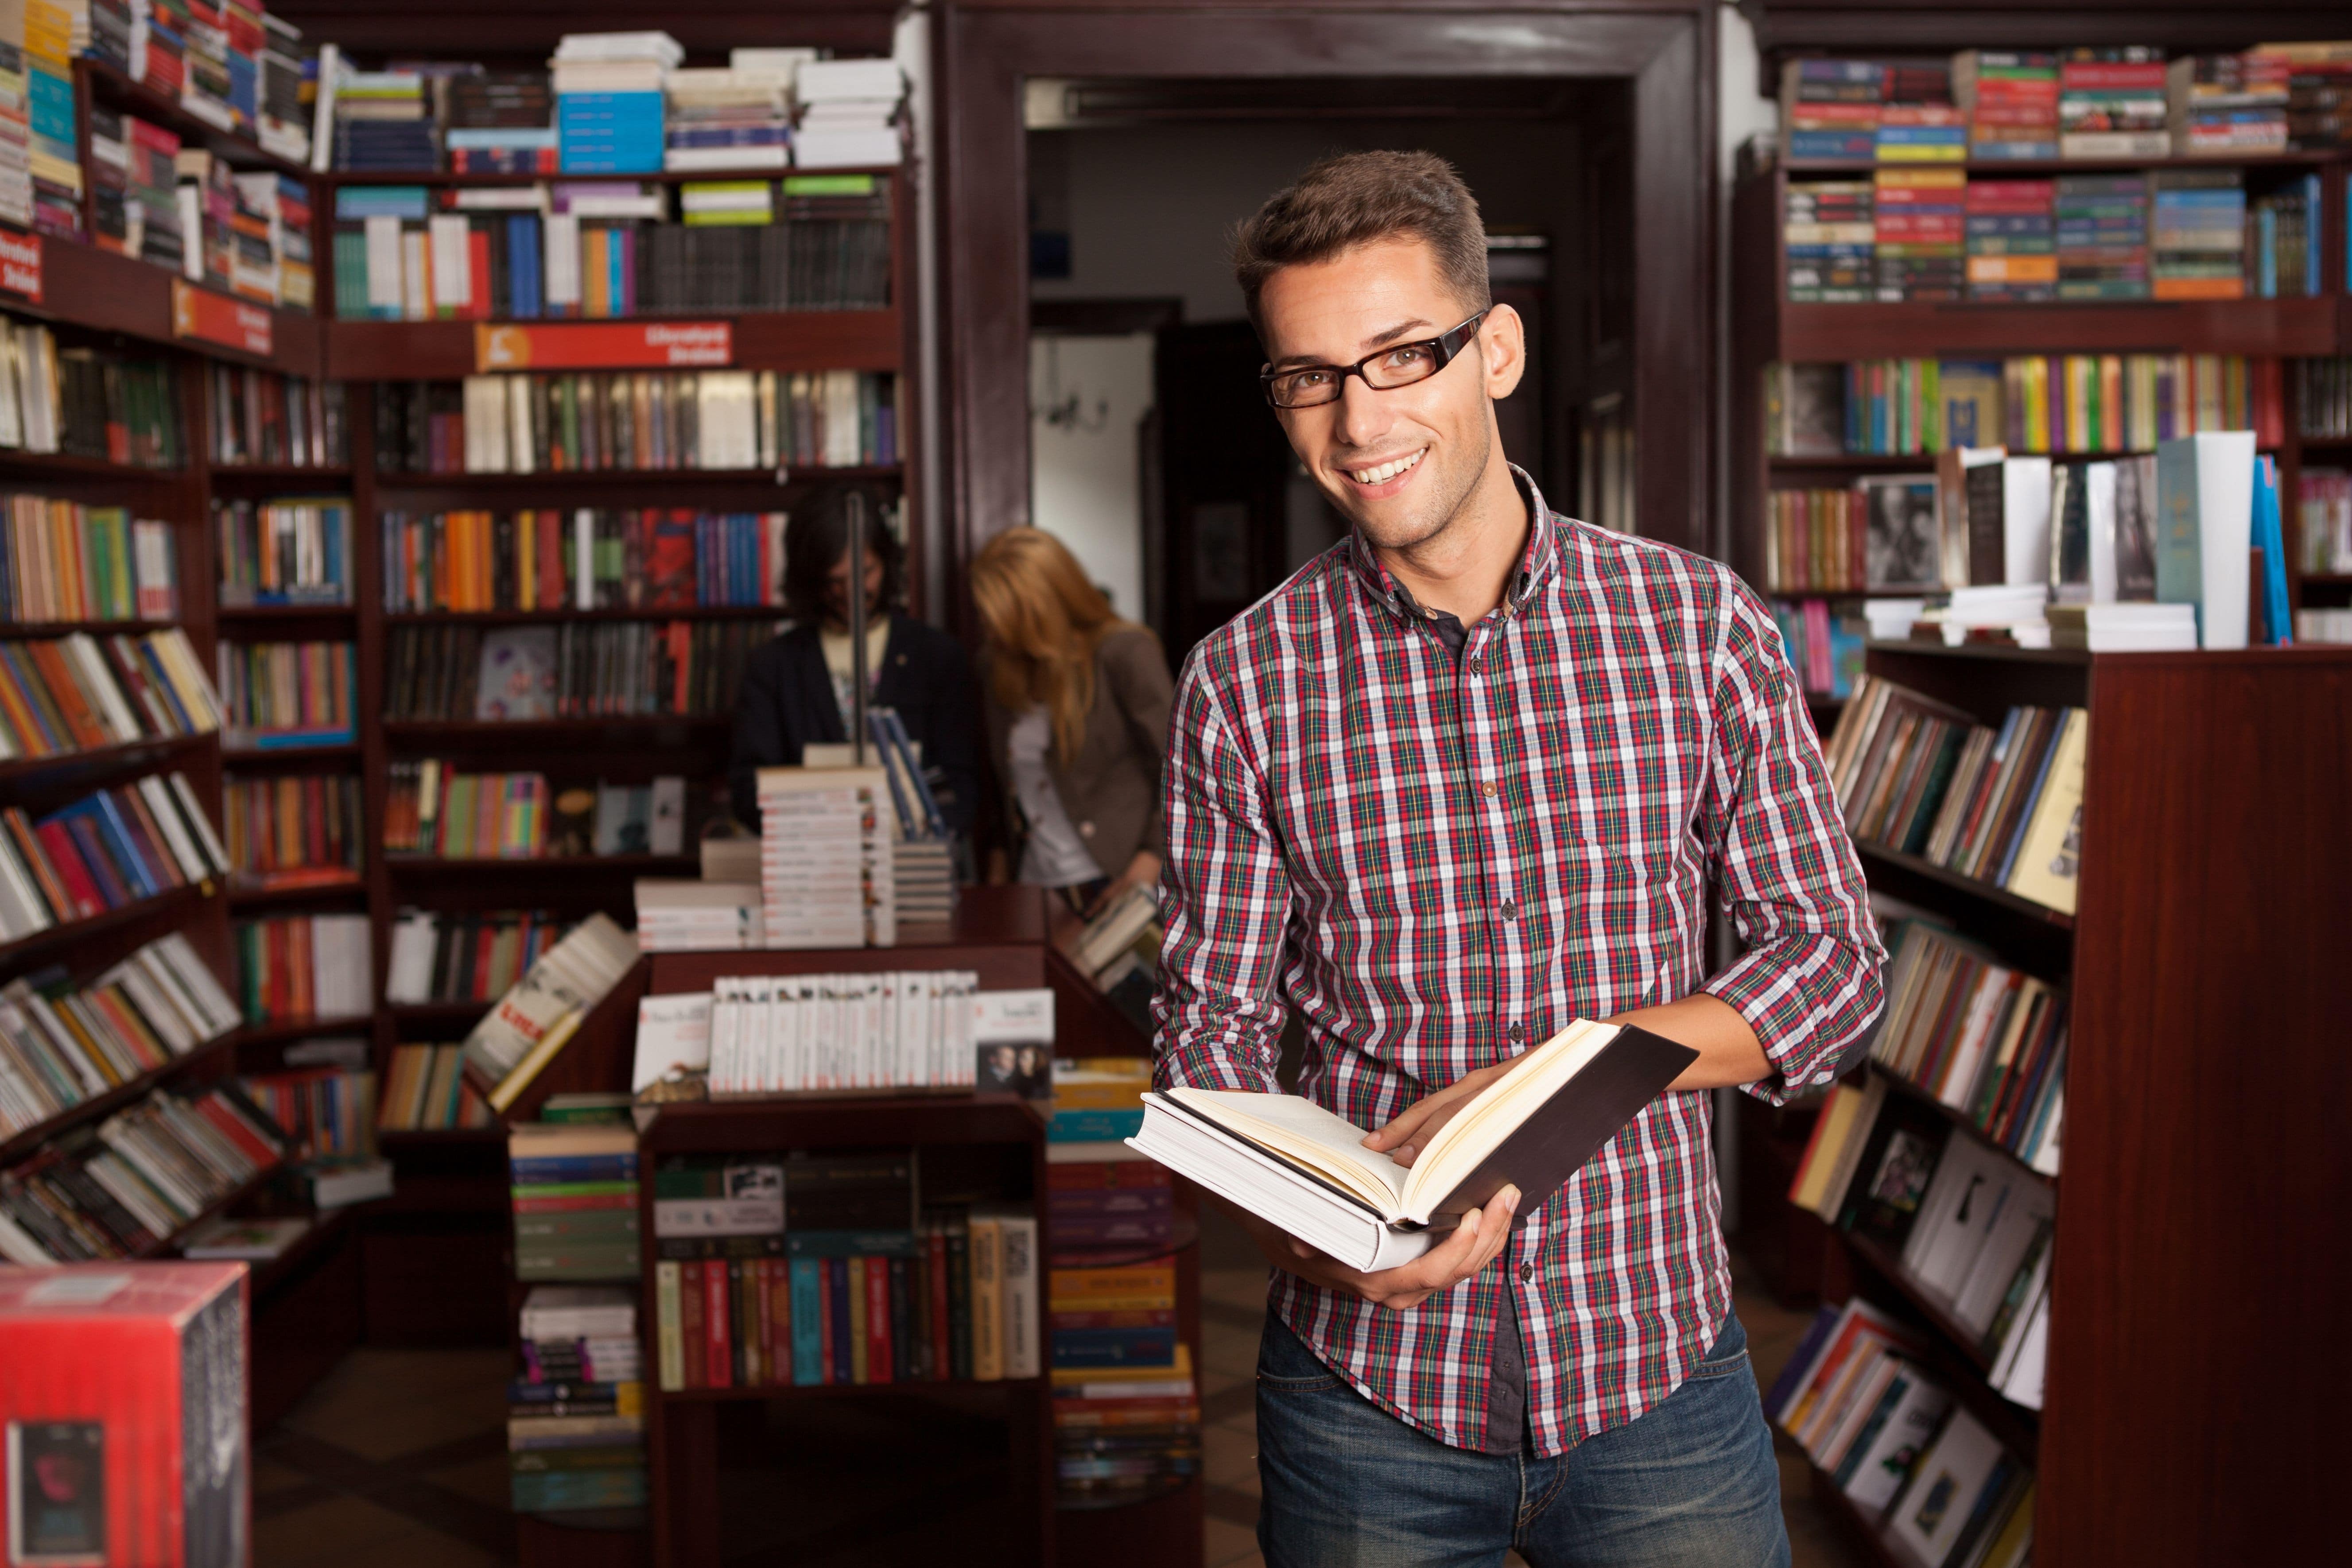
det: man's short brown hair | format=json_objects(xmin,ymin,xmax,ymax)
[{"xmin": 1230, "ymin": 150, "xmax": 1490, "ymax": 335}]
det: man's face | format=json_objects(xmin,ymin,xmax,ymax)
[{"xmin": 1258, "ymin": 236, "xmax": 1524, "ymax": 554}]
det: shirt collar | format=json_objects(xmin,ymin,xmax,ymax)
[{"xmin": 1345, "ymin": 463, "xmax": 1560, "ymax": 628}]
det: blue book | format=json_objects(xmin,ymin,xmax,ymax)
[
  {"xmin": 789, "ymin": 1258, "xmax": 824, "ymax": 1385},
  {"xmin": 1048, "ymin": 1108, "xmax": 1145, "ymax": 1142},
  {"xmin": 2305, "ymin": 175, "xmax": 2324, "ymax": 299},
  {"xmin": 2252, "ymin": 456, "xmax": 2292, "ymax": 646},
  {"xmin": 785, "ymin": 1229, "xmax": 920, "ymax": 1259},
  {"xmin": 1991, "ymin": 716, "xmax": 2066, "ymax": 887},
  {"xmin": 827, "ymin": 1258, "xmax": 853, "ymax": 1384},
  {"xmin": 511, "ymin": 1154, "xmax": 639, "ymax": 1182},
  {"xmin": 1050, "ymin": 1328, "xmax": 1180, "ymax": 1368},
  {"xmin": 91, "ymin": 793, "xmax": 168, "ymax": 894}
]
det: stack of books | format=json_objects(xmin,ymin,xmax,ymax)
[
  {"xmin": 1048, "ymin": 1204, "xmax": 1196, "ymax": 1503},
  {"xmin": 2247, "ymin": 176, "xmax": 2324, "ymax": 299},
  {"xmin": 1963, "ymin": 180, "xmax": 2054, "ymax": 302},
  {"xmin": 664, "ymin": 61, "xmax": 793, "ymax": 172},
  {"xmin": 384, "ymin": 621, "xmax": 772, "ymax": 723},
  {"xmin": 0, "ymin": 45, "xmax": 35, "ymax": 231},
  {"xmin": 2301, "ymin": 358, "xmax": 2352, "ymax": 442},
  {"xmin": 1766, "ymin": 599, "xmax": 1866, "ymax": 700},
  {"xmin": 2057, "ymin": 46, "xmax": 2169, "ymax": 157},
  {"xmin": 381, "ymin": 763, "xmax": 552, "ymax": 858},
  {"xmin": 137, "ymin": 0, "xmax": 192, "ymax": 101},
  {"xmin": 223, "ymin": 776, "xmax": 363, "ymax": 890},
  {"xmin": 0, "ymin": 770, "xmax": 232, "ymax": 940},
  {"xmin": 1824, "ymin": 677, "xmax": 2088, "ymax": 913},
  {"xmin": 0, "ymin": 932, "xmax": 241, "ymax": 1140},
  {"xmin": 782, "ymin": 174, "xmax": 893, "ymax": 307},
  {"xmin": 793, "ymin": 57, "xmax": 903, "ymax": 169},
  {"xmin": 1779, "ymin": 58, "xmax": 1879, "ymax": 162},
  {"xmin": 214, "ymin": 639, "xmax": 355, "ymax": 747},
  {"xmin": 213, "ymin": 497, "xmax": 354, "ymax": 607},
  {"xmin": 1875, "ymin": 62, "xmax": 1962, "ymax": 164},
  {"xmin": 1761, "ymin": 488, "xmax": 1864, "ymax": 592},
  {"xmin": 0, "ymin": 508, "xmax": 181, "ymax": 621},
  {"xmin": 330, "ymin": 70, "xmax": 435, "ymax": 171},
  {"xmin": 2296, "ymin": 465, "xmax": 2350, "ymax": 574},
  {"xmin": 2168, "ymin": 52, "xmax": 2290, "ymax": 155},
  {"xmin": 2148, "ymin": 169, "xmax": 2244, "ymax": 300},
  {"xmin": 23, "ymin": 4, "xmax": 82, "ymax": 239},
  {"xmin": 1871, "ymin": 168, "xmax": 1963, "ymax": 301},
  {"xmin": 175, "ymin": 149, "xmax": 236, "ymax": 293},
  {"xmin": 512, "ymin": 1284, "xmax": 646, "ymax": 1514},
  {"xmin": 2053, "ymin": 175, "xmax": 2148, "ymax": 302},
  {"xmin": 385, "ymin": 909, "xmax": 570, "ymax": 1005},
  {"xmin": 552, "ymin": 32, "xmax": 679, "ymax": 175},
  {"xmin": 757, "ymin": 768, "xmax": 896, "ymax": 949},
  {"xmin": 119, "ymin": 115, "xmax": 188, "ymax": 272},
  {"xmin": 1782, "ymin": 179, "xmax": 1873, "ymax": 303},
  {"xmin": 649, "ymin": 1151, "xmax": 788, "ymax": 1385},
  {"xmin": 0, "ymin": 629, "xmax": 219, "ymax": 760},
  {"xmin": 446, "ymin": 73, "xmax": 555, "ymax": 173},
  {"xmin": 0, "ymin": 319, "xmax": 188, "ymax": 466},
  {"xmin": 1952, "ymin": 50, "xmax": 2057, "ymax": 159},
  {"xmin": 377, "ymin": 1044, "xmax": 497, "ymax": 1130},
  {"xmin": 257, "ymin": 13, "xmax": 310, "ymax": 163},
  {"xmin": 2264, "ymin": 40, "xmax": 2352, "ymax": 152},
  {"xmin": 0, "ymin": 1083, "xmax": 283, "ymax": 1262},
  {"xmin": 689, "ymin": 969, "xmax": 984, "ymax": 1093},
  {"xmin": 458, "ymin": 912, "xmax": 638, "ymax": 1114},
  {"xmin": 511, "ymin": 1120, "xmax": 640, "ymax": 1281},
  {"xmin": 632, "ymin": 881, "xmax": 763, "ymax": 952}
]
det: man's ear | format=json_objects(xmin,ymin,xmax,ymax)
[{"xmin": 1482, "ymin": 303, "xmax": 1528, "ymax": 401}]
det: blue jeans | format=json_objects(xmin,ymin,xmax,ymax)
[{"xmin": 1255, "ymin": 1309, "xmax": 1789, "ymax": 1568}]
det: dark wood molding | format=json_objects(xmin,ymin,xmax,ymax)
[
  {"xmin": 940, "ymin": 1, "xmax": 1719, "ymax": 574},
  {"xmin": 1739, "ymin": 1, "xmax": 2352, "ymax": 81},
  {"xmin": 1030, "ymin": 297, "xmax": 1186, "ymax": 335}
]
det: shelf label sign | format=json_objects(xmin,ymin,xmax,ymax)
[
  {"xmin": 171, "ymin": 281, "xmax": 272, "ymax": 357},
  {"xmin": 475, "ymin": 321, "xmax": 734, "ymax": 372},
  {"xmin": 0, "ymin": 232, "xmax": 39, "ymax": 302}
]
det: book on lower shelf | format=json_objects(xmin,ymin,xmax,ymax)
[
  {"xmin": 385, "ymin": 908, "xmax": 571, "ymax": 1005},
  {"xmin": 215, "ymin": 640, "xmax": 357, "ymax": 748},
  {"xmin": 386, "ymin": 622, "xmax": 776, "ymax": 721},
  {"xmin": 214, "ymin": 497, "xmax": 355, "ymax": 609},
  {"xmin": 377, "ymin": 1044, "xmax": 497, "ymax": 1130},
  {"xmin": 0, "ymin": 503, "xmax": 184, "ymax": 623},
  {"xmin": 233, "ymin": 913, "xmax": 374, "ymax": 1024},
  {"xmin": 223, "ymin": 776, "xmax": 365, "ymax": 889},
  {"xmin": 513, "ymin": 1281, "xmax": 647, "ymax": 1516},
  {"xmin": 0, "ymin": 629, "xmax": 222, "ymax": 761},
  {"xmin": 180, "ymin": 1212, "xmax": 314, "ymax": 1260},
  {"xmin": 0, "ymin": 1082, "xmax": 286, "ymax": 1263}
]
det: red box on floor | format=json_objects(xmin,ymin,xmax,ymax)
[{"xmin": 0, "ymin": 1263, "xmax": 248, "ymax": 1568}]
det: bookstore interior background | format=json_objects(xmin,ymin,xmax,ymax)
[{"xmin": 0, "ymin": 1, "xmax": 2338, "ymax": 1566}]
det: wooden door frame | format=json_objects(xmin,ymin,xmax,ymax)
[{"xmin": 938, "ymin": 1, "xmax": 1720, "ymax": 620}]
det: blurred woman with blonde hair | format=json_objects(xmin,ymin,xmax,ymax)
[{"xmin": 971, "ymin": 527, "xmax": 1173, "ymax": 916}]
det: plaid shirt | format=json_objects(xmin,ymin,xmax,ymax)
[{"xmin": 1152, "ymin": 472, "xmax": 1883, "ymax": 1454}]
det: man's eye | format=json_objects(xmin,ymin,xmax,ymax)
[{"xmin": 1292, "ymin": 370, "xmax": 1334, "ymax": 388}]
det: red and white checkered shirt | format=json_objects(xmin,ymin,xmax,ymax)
[{"xmin": 1152, "ymin": 474, "xmax": 1883, "ymax": 1454}]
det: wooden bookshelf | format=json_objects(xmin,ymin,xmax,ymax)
[{"xmin": 1773, "ymin": 639, "xmax": 2351, "ymax": 1568}]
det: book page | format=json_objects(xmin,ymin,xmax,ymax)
[
  {"xmin": 1403, "ymin": 1020, "xmax": 1614, "ymax": 1214},
  {"xmin": 1164, "ymin": 1089, "xmax": 1410, "ymax": 1217}
]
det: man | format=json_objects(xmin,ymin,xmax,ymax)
[{"xmin": 1153, "ymin": 151, "xmax": 1883, "ymax": 1566}]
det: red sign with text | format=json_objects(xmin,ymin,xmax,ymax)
[
  {"xmin": 0, "ymin": 231, "xmax": 40, "ymax": 303},
  {"xmin": 171, "ymin": 280, "xmax": 273, "ymax": 356},
  {"xmin": 475, "ymin": 321, "xmax": 734, "ymax": 373}
]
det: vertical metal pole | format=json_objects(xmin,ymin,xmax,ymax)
[{"xmin": 848, "ymin": 490, "xmax": 870, "ymax": 766}]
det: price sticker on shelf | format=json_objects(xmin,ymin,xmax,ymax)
[
  {"xmin": 474, "ymin": 320, "xmax": 734, "ymax": 373},
  {"xmin": 171, "ymin": 280, "xmax": 273, "ymax": 357},
  {"xmin": 0, "ymin": 231, "xmax": 41, "ymax": 303}
]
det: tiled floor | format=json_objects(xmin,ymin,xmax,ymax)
[{"xmin": 252, "ymin": 1230, "xmax": 1866, "ymax": 1568}]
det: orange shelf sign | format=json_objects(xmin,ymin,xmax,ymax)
[
  {"xmin": 171, "ymin": 281, "xmax": 273, "ymax": 356},
  {"xmin": 0, "ymin": 232, "xmax": 40, "ymax": 303},
  {"xmin": 475, "ymin": 321, "xmax": 734, "ymax": 373}
]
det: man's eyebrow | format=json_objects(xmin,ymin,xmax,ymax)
[{"xmin": 1268, "ymin": 318, "xmax": 1438, "ymax": 371}]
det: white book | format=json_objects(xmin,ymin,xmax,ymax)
[
  {"xmin": 176, "ymin": 186, "xmax": 205, "ymax": 281},
  {"xmin": 631, "ymin": 992, "xmax": 712, "ymax": 1093},
  {"xmin": 363, "ymin": 213, "xmax": 404, "ymax": 314},
  {"xmin": 150, "ymin": 932, "xmax": 241, "ymax": 1035},
  {"xmin": 134, "ymin": 776, "xmax": 208, "ymax": 884},
  {"xmin": 2001, "ymin": 457, "xmax": 2052, "ymax": 587},
  {"xmin": 507, "ymin": 377, "xmax": 537, "ymax": 474},
  {"xmin": 791, "ymin": 127, "xmax": 903, "ymax": 170},
  {"xmin": 1995, "ymin": 1289, "xmax": 2049, "ymax": 1409},
  {"xmin": 384, "ymin": 911, "xmax": 438, "ymax": 1003},
  {"xmin": 61, "ymin": 635, "xmax": 141, "ymax": 741},
  {"xmin": 0, "ymin": 837, "xmax": 50, "ymax": 939},
  {"xmin": 1886, "ymin": 1409, "xmax": 2005, "ymax": 1566},
  {"xmin": 796, "ymin": 58, "xmax": 904, "ymax": 101},
  {"xmin": 104, "ymin": 960, "xmax": 195, "ymax": 1056},
  {"xmin": 1840, "ymin": 1371, "xmax": 1952, "ymax": 1511},
  {"xmin": 2083, "ymin": 460, "xmax": 2120, "ymax": 604},
  {"xmin": 163, "ymin": 774, "xmax": 232, "ymax": 877},
  {"xmin": 1910, "ymin": 1146, "xmax": 2013, "ymax": 1301},
  {"xmin": 574, "ymin": 510, "xmax": 595, "ymax": 609},
  {"xmin": 399, "ymin": 229, "xmax": 430, "ymax": 321},
  {"xmin": 428, "ymin": 213, "xmax": 470, "ymax": 310},
  {"xmin": 2155, "ymin": 430, "xmax": 2256, "ymax": 650},
  {"xmin": 463, "ymin": 376, "xmax": 507, "ymax": 473},
  {"xmin": 543, "ymin": 211, "xmax": 582, "ymax": 309},
  {"xmin": 1951, "ymin": 1190, "xmax": 2053, "ymax": 1337}
]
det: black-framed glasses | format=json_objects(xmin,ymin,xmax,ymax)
[{"xmin": 1260, "ymin": 310, "xmax": 1488, "ymax": 410}]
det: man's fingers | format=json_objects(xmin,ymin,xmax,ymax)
[{"xmin": 1361, "ymin": 1097, "xmax": 1445, "ymax": 1152}]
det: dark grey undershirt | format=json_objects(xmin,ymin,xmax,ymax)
[{"xmin": 1420, "ymin": 605, "xmax": 1532, "ymax": 1454}]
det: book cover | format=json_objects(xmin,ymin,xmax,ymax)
[
  {"xmin": 2154, "ymin": 431, "xmax": 2255, "ymax": 649},
  {"xmin": 474, "ymin": 627, "xmax": 557, "ymax": 721},
  {"xmin": 1859, "ymin": 475, "xmax": 1943, "ymax": 590}
]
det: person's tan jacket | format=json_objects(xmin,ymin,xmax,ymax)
[{"xmin": 982, "ymin": 627, "xmax": 1174, "ymax": 880}]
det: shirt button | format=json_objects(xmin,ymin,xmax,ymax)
[
  {"xmin": 1507, "ymin": 1022, "xmax": 1525, "ymax": 1043},
  {"xmin": 1468, "ymin": 656, "xmax": 1483, "ymax": 675},
  {"xmin": 1480, "ymin": 781, "xmax": 1498, "ymax": 799},
  {"xmin": 1518, "ymin": 1262, "xmax": 1535, "ymax": 1283},
  {"xmin": 1501, "ymin": 899, "xmax": 1518, "ymax": 920}
]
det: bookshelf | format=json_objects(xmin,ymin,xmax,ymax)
[{"xmin": 1776, "ymin": 639, "xmax": 2348, "ymax": 1568}]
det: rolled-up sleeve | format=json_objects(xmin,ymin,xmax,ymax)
[
  {"xmin": 1150, "ymin": 656, "xmax": 1289, "ymax": 1094},
  {"xmin": 1697, "ymin": 582, "xmax": 1885, "ymax": 1102}
]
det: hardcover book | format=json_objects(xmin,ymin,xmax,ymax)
[{"xmin": 1128, "ymin": 1021, "xmax": 1694, "ymax": 1271}]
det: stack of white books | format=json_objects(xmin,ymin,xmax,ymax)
[
  {"xmin": 548, "ymin": 31, "xmax": 683, "ymax": 95},
  {"xmin": 757, "ymin": 766, "xmax": 895, "ymax": 948},
  {"xmin": 701, "ymin": 969, "xmax": 982, "ymax": 1094},
  {"xmin": 792, "ymin": 58, "xmax": 904, "ymax": 168},
  {"xmin": 2046, "ymin": 602, "xmax": 2197, "ymax": 652},
  {"xmin": 664, "ymin": 63, "xmax": 792, "ymax": 172},
  {"xmin": 1919, "ymin": 582, "xmax": 2051, "ymax": 646},
  {"xmin": 893, "ymin": 839, "xmax": 954, "ymax": 924},
  {"xmin": 633, "ymin": 880, "xmax": 764, "ymax": 951}
]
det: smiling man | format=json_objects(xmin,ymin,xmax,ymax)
[{"xmin": 1151, "ymin": 152, "xmax": 1885, "ymax": 1565}]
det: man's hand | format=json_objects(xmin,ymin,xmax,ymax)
[
  {"xmin": 1229, "ymin": 1185, "xmax": 1520, "ymax": 1313},
  {"xmin": 1359, "ymin": 1060, "xmax": 1515, "ymax": 1168}
]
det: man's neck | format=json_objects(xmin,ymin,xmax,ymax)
[{"xmin": 1370, "ymin": 451, "xmax": 1530, "ymax": 625}]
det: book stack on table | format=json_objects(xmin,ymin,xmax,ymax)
[{"xmin": 512, "ymin": 1284, "xmax": 647, "ymax": 1514}]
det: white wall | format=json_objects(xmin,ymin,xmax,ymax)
[{"xmin": 1028, "ymin": 333, "xmax": 1157, "ymax": 620}]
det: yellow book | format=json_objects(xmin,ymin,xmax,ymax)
[
  {"xmin": 1049, "ymin": 1346, "xmax": 1194, "ymax": 1389},
  {"xmin": 2005, "ymin": 709, "xmax": 2087, "ymax": 915},
  {"xmin": 848, "ymin": 1256, "xmax": 869, "ymax": 1384},
  {"xmin": 968, "ymin": 1211, "xmax": 1004, "ymax": 1381}
]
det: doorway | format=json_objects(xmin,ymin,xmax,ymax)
[{"xmin": 945, "ymin": 3, "xmax": 1717, "ymax": 653}]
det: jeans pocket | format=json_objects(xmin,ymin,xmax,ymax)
[
  {"xmin": 1688, "ymin": 1310, "xmax": 1751, "ymax": 1381},
  {"xmin": 1258, "ymin": 1314, "xmax": 1345, "ymax": 1392}
]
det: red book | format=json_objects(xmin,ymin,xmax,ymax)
[
  {"xmin": 928, "ymin": 1225, "xmax": 952, "ymax": 1382},
  {"xmin": 0, "ymin": 1261, "xmax": 249, "ymax": 1568},
  {"xmin": 765, "ymin": 1259, "xmax": 792, "ymax": 1386},
  {"xmin": 38, "ymin": 818, "xmax": 110, "ymax": 916},
  {"xmin": 7, "ymin": 807, "xmax": 76, "ymax": 920},
  {"xmin": 512, "ymin": 1192, "xmax": 634, "ymax": 1214},
  {"xmin": 703, "ymin": 1257, "xmax": 731, "ymax": 1389},
  {"xmin": 191, "ymin": 1097, "xmax": 279, "ymax": 1168},
  {"xmin": 865, "ymin": 1251, "xmax": 893, "ymax": 1384},
  {"xmin": 468, "ymin": 227, "xmax": 491, "ymax": 321}
]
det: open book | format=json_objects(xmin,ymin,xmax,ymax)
[{"xmin": 1129, "ymin": 1020, "xmax": 1696, "ymax": 1271}]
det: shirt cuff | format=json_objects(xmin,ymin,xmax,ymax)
[
  {"xmin": 1153, "ymin": 1032, "xmax": 1281, "ymax": 1094},
  {"xmin": 1700, "ymin": 935, "xmax": 1859, "ymax": 1106}
]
